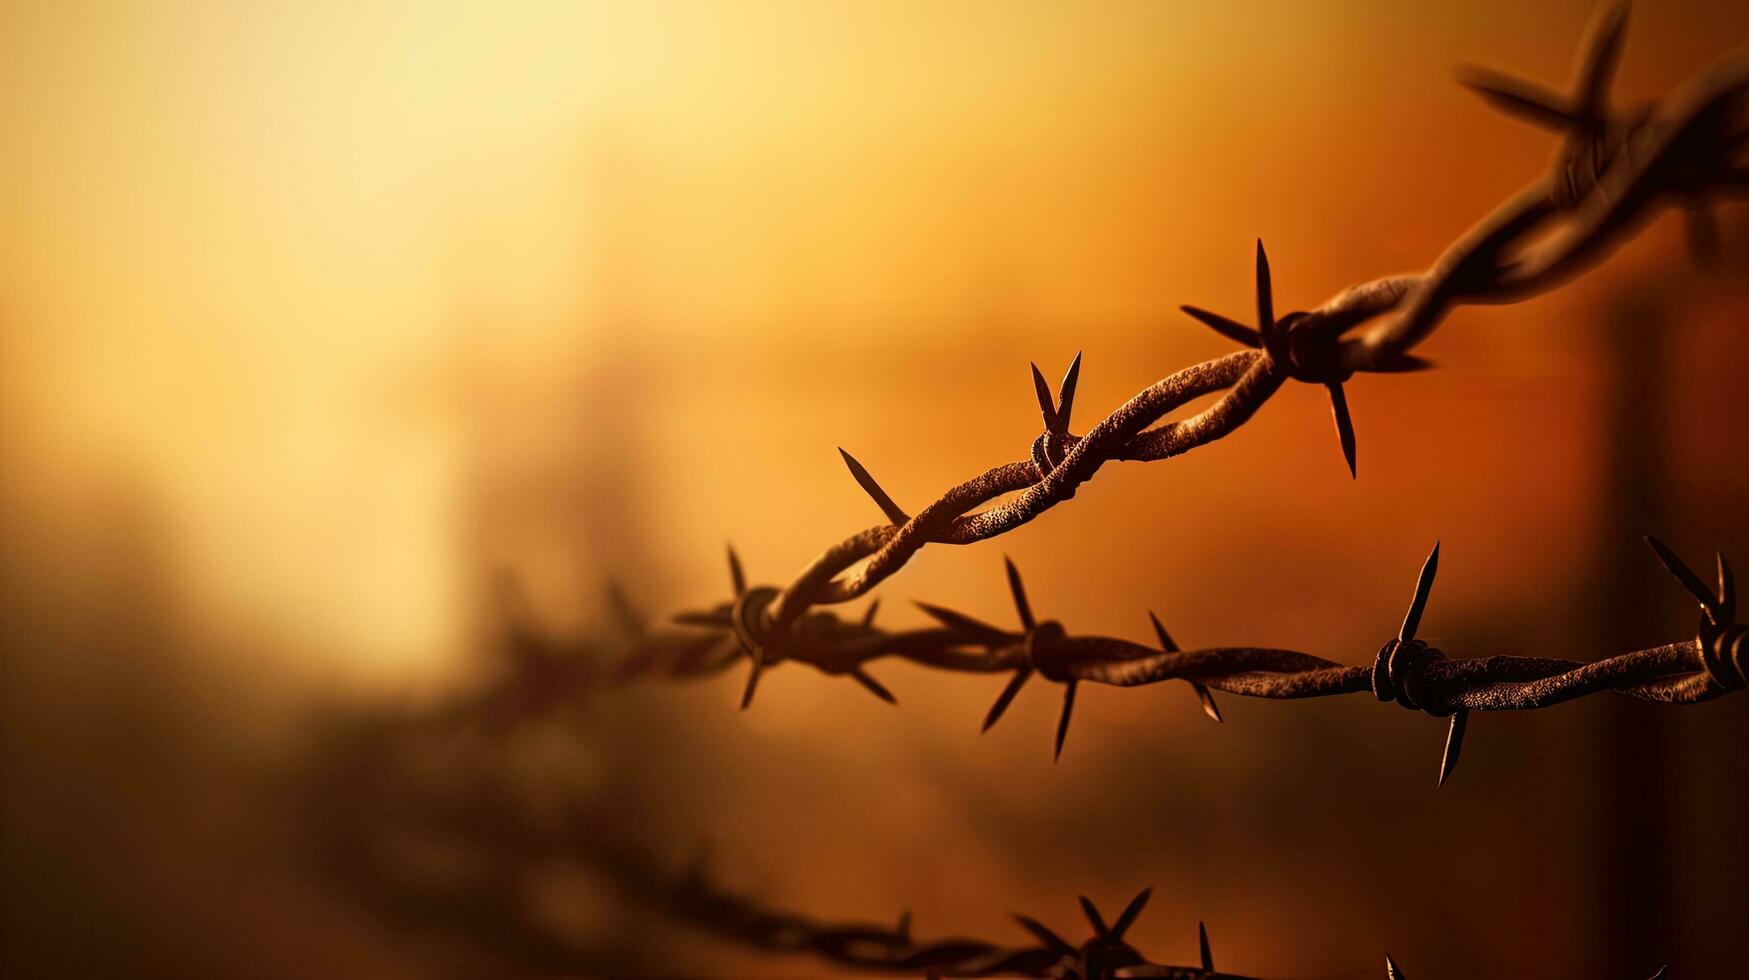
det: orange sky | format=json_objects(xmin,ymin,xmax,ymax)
[{"xmin": 3, "ymin": 3, "xmax": 1748, "ymax": 977}]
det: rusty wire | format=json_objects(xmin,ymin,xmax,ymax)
[
  {"xmin": 548, "ymin": 3, "xmax": 1749, "ymax": 782},
  {"xmin": 597, "ymin": 533, "xmax": 1742, "ymax": 784},
  {"xmin": 747, "ymin": 3, "xmax": 1749, "ymax": 633}
]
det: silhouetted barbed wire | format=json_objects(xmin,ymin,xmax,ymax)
[{"xmin": 536, "ymin": 4, "xmax": 1749, "ymax": 782}]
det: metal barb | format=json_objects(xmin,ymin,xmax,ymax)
[
  {"xmin": 1031, "ymin": 363, "xmax": 1060, "ymax": 432},
  {"xmin": 1198, "ymin": 922, "xmax": 1214, "ymax": 972},
  {"xmin": 1716, "ymin": 551, "xmax": 1736, "ymax": 622},
  {"xmin": 983, "ymin": 667, "xmax": 1034, "ymax": 733},
  {"xmin": 1400, "ymin": 542, "xmax": 1441, "ymax": 642},
  {"xmin": 1058, "ymin": 352, "xmax": 1083, "ymax": 430},
  {"xmin": 1326, "ymin": 380, "xmax": 1358, "ymax": 479},
  {"xmin": 1572, "ymin": 1, "xmax": 1629, "ymax": 121},
  {"xmin": 1148, "ymin": 611, "xmax": 1178, "ymax": 653},
  {"xmin": 1195, "ymin": 685, "xmax": 1225, "ymax": 723},
  {"xmin": 1458, "ymin": 2, "xmax": 1627, "ymax": 134},
  {"xmin": 1013, "ymin": 914, "xmax": 1075, "ymax": 955},
  {"xmin": 1437, "ymin": 709, "xmax": 1469, "ymax": 787},
  {"xmin": 1054, "ymin": 680, "xmax": 1078, "ymax": 761},
  {"xmin": 1151, "ymin": 611, "xmax": 1222, "ymax": 722},
  {"xmin": 727, "ymin": 544, "xmax": 747, "ymax": 598},
  {"xmin": 861, "ymin": 598, "xmax": 881, "ymax": 628},
  {"xmin": 1385, "ymin": 953, "xmax": 1407, "ymax": 980},
  {"xmin": 1179, "ymin": 304, "xmax": 1263, "ymax": 348},
  {"xmin": 1110, "ymin": 888, "xmax": 1152, "ymax": 940},
  {"xmin": 1459, "ymin": 67, "xmax": 1582, "ymax": 131},
  {"xmin": 1078, "ymin": 895, "xmax": 1110, "ymax": 938},
  {"xmin": 838, "ymin": 448, "xmax": 909, "ymax": 525},
  {"xmin": 739, "ymin": 652, "xmax": 765, "ymax": 710},
  {"xmin": 851, "ymin": 668, "xmax": 897, "ymax": 705},
  {"xmin": 1005, "ymin": 557, "xmax": 1037, "ymax": 631},
  {"xmin": 1645, "ymin": 535, "xmax": 1721, "ymax": 619},
  {"xmin": 914, "ymin": 601, "xmax": 1009, "ymax": 644},
  {"xmin": 1254, "ymin": 240, "xmax": 1275, "ymax": 343}
]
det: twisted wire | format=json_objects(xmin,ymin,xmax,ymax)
[
  {"xmin": 587, "ymin": 534, "xmax": 1742, "ymax": 783},
  {"xmin": 739, "ymin": 5, "xmax": 1748, "ymax": 629}
]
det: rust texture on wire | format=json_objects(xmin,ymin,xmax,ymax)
[{"xmin": 540, "ymin": 4, "xmax": 1749, "ymax": 783}]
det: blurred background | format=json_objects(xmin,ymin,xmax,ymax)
[{"xmin": 2, "ymin": 1, "xmax": 1746, "ymax": 976}]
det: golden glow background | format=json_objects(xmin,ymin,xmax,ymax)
[{"xmin": 3, "ymin": 1, "xmax": 1746, "ymax": 976}]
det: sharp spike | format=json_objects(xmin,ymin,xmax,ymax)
[
  {"xmin": 1109, "ymin": 887, "xmax": 1153, "ymax": 940},
  {"xmin": 1013, "ymin": 914, "xmax": 1076, "ymax": 955},
  {"xmin": 850, "ymin": 668, "xmax": 897, "ymax": 705},
  {"xmin": 1004, "ymin": 557, "xmax": 1037, "ymax": 631},
  {"xmin": 1148, "ymin": 611, "xmax": 1179, "ymax": 653},
  {"xmin": 1573, "ymin": 1, "xmax": 1629, "ymax": 121},
  {"xmin": 739, "ymin": 652, "xmax": 765, "ymax": 710},
  {"xmin": 1371, "ymin": 352, "xmax": 1437, "ymax": 374},
  {"xmin": 1386, "ymin": 953, "xmax": 1407, "ymax": 980},
  {"xmin": 914, "ymin": 601, "xmax": 1010, "ymax": 645},
  {"xmin": 1193, "ymin": 683, "xmax": 1224, "ymax": 723},
  {"xmin": 838, "ymin": 448, "xmax": 909, "ymax": 525},
  {"xmin": 1326, "ymin": 381, "xmax": 1358, "ymax": 479},
  {"xmin": 982, "ymin": 667, "xmax": 1033, "ymax": 732},
  {"xmin": 896, "ymin": 910, "xmax": 912, "ymax": 942},
  {"xmin": 861, "ymin": 598, "xmax": 881, "ymax": 629},
  {"xmin": 1645, "ymin": 535, "xmax": 1721, "ymax": 615},
  {"xmin": 1179, "ymin": 305, "xmax": 1263, "ymax": 349},
  {"xmin": 727, "ymin": 544, "xmax": 747, "ymax": 598},
  {"xmin": 1437, "ymin": 709, "xmax": 1469, "ymax": 787},
  {"xmin": 1399, "ymin": 541, "xmax": 1441, "ymax": 642},
  {"xmin": 1717, "ymin": 551, "xmax": 1736, "ymax": 622},
  {"xmin": 1078, "ymin": 895, "xmax": 1109, "ymax": 938},
  {"xmin": 1457, "ymin": 67, "xmax": 1583, "ymax": 131},
  {"xmin": 1057, "ymin": 352, "xmax": 1083, "ymax": 431},
  {"xmin": 1254, "ymin": 240, "xmax": 1274, "ymax": 338},
  {"xmin": 1053, "ymin": 680, "xmax": 1078, "ymax": 762},
  {"xmin": 1030, "ymin": 362, "xmax": 1060, "ymax": 432},
  {"xmin": 1199, "ymin": 921, "xmax": 1214, "ymax": 972}
]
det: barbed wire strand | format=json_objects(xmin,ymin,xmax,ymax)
[
  {"xmin": 310, "ymin": 712, "xmax": 1673, "ymax": 980},
  {"xmin": 561, "ymin": 2, "xmax": 1749, "ymax": 783}
]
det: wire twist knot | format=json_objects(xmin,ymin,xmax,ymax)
[{"xmin": 1370, "ymin": 638, "xmax": 1455, "ymax": 717}]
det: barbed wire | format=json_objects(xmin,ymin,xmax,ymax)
[
  {"xmin": 317, "ymin": 7, "xmax": 1745, "ymax": 976},
  {"xmin": 747, "ymin": 3, "xmax": 1749, "ymax": 634},
  {"xmin": 534, "ymin": 3, "xmax": 1749, "ymax": 783},
  {"xmin": 577, "ymin": 532, "xmax": 1740, "ymax": 785},
  {"xmin": 309, "ymin": 704, "xmax": 1672, "ymax": 980}
]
